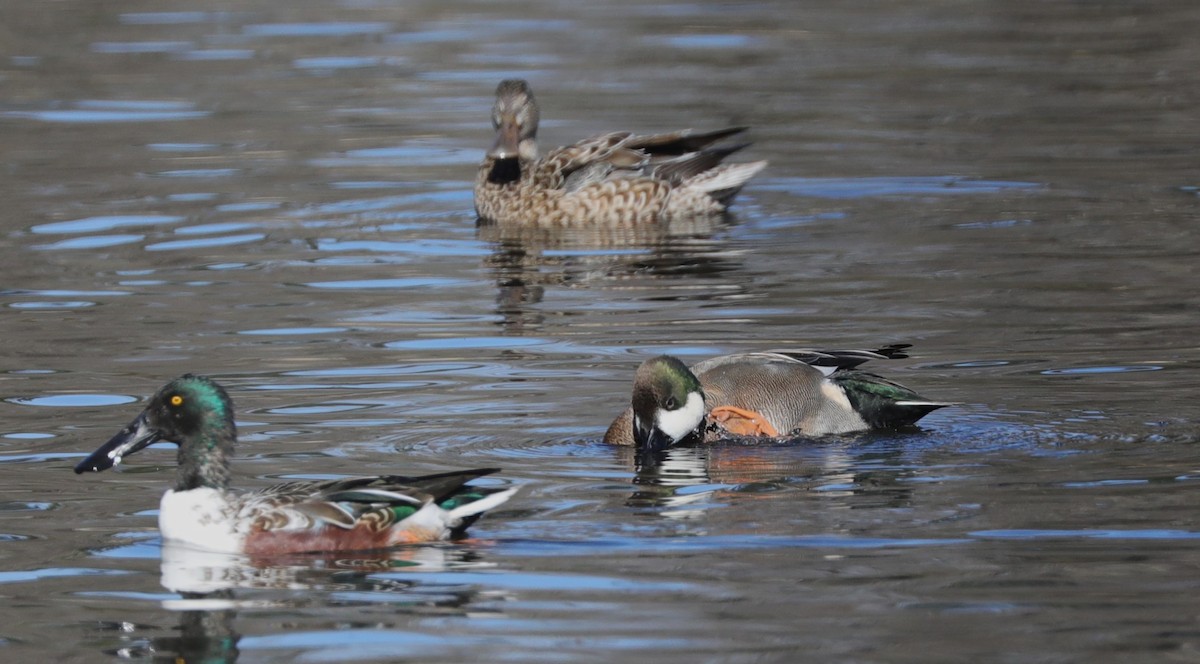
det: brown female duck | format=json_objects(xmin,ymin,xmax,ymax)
[{"xmin": 475, "ymin": 79, "xmax": 767, "ymax": 226}]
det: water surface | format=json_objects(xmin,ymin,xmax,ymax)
[{"xmin": 1, "ymin": 0, "xmax": 1198, "ymax": 661}]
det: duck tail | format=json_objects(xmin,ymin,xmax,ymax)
[
  {"xmin": 895, "ymin": 400, "xmax": 956, "ymax": 408},
  {"xmin": 893, "ymin": 400, "xmax": 956, "ymax": 418},
  {"xmin": 448, "ymin": 486, "xmax": 517, "ymax": 520},
  {"xmin": 835, "ymin": 371, "xmax": 955, "ymax": 428},
  {"xmin": 446, "ymin": 486, "xmax": 518, "ymax": 535},
  {"xmin": 684, "ymin": 160, "xmax": 768, "ymax": 205},
  {"xmin": 859, "ymin": 399, "xmax": 953, "ymax": 429}
]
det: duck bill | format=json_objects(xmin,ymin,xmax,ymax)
[
  {"xmin": 488, "ymin": 116, "xmax": 521, "ymax": 160},
  {"xmin": 635, "ymin": 421, "xmax": 677, "ymax": 453},
  {"xmin": 74, "ymin": 410, "xmax": 162, "ymax": 474}
]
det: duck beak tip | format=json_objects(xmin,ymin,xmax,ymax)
[{"xmin": 73, "ymin": 411, "xmax": 159, "ymax": 475}]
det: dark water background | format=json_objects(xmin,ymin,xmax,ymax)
[{"xmin": 2, "ymin": 1, "xmax": 1199, "ymax": 661}]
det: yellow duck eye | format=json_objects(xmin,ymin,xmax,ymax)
[{"xmin": 170, "ymin": 395, "xmax": 184, "ymax": 406}]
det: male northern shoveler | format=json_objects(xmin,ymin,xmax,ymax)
[
  {"xmin": 475, "ymin": 79, "xmax": 767, "ymax": 226},
  {"xmin": 74, "ymin": 375, "xmax": 516, "ymax": 555},
  {"xmin": 603, "ymin": 346, "xmax": 954, "ymax": 450}
]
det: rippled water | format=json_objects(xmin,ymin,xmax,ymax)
[{"xmin": 2, "ymin": 0, "xmax": 1199, "ymax": 661}]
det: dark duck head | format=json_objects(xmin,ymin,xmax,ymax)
[
  {"xmin": 630, "ymin": 356, "xmax": 707, "ymax": 451},
  {"xmin": 75, "ymin": 374, "xmax": 236, "ymax": 492}
]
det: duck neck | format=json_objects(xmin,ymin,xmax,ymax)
[{"xmin": 174, "ymin": 427, "xmax": 234, "ymax": 492}]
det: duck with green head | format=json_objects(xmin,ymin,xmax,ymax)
[
  {"xmin": 74, "ymin": 375, "xmax": 515, "ymax": 555},
  {"xmin": 604, "ymin": 346, "xmax": 954, "ymax": 451}
]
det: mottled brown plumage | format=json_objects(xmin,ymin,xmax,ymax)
[{"xmin": 475, "ymin": 79, "xmax": 767, "ymax": 227}]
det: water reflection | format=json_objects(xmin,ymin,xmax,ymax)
[
  {"xmin": 620, "ymin": 435, "xmax": 926, "ymax": 515},
  {"xmin": 149, "ymin": 591, "xmax": 241, "ymax": 663},
  {"xmin": 6, "ymin": 0, "xmax": 1200, "ymax": 658},
  {"xmin": 130, "ymin": 542, "xmax": 498, "ymax": 663},
  {"xmin": 478, "ymin": 214, "xmax": 747, "ymax": 332},
  {"xmin": 159, "ymin": 540, "xmax": 488, "ymax": 595}
]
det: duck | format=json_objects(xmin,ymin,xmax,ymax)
[
  {"xmin": 475, "ymin": 79, "xmax": 767, "ymax": 226},
  {"xmin": 603, "ymin": 345, "xmax": 953, "ymax": 450},
  {"xmin": 74, "ymin": 375, "xmax": 516, "ymax": 555}
]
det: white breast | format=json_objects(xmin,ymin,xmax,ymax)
[{"xmin": 158, "ymin": 488, "xmax": 246, "ymax": 553}]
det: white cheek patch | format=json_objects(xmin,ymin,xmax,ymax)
[{"xmin": 655, "ymin": 392, "xmax": 705, "ymax": 444}]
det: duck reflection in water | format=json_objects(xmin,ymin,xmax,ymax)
[
  {"xmin": 480, "ymin": 228, "xmax": 749, "ymax": 333},
  {"xmin": 150, "ymin": 590, "xmax": 240, "ymax": 664},
  {"xmin": 618, "ymin": 434, "xmax": 924, "ymax": 515},
  {"xmin": 124, "ymin": 541, "xmax": 497, "ymax": 663},
  {"xmin": 159, "ymin": 538, "xmax": 489, "ymax": 593}
]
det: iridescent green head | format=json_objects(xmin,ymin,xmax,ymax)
[
  {"xmin": 630, "ymin": 356, "xmax": 706, "ymax": 451},
  {"xmin": 75, "ymin": 375, "xmax": 236, "ymax": 489}
]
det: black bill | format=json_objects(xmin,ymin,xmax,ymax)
[{"xmin": 74, "ymin": 410, "xmax": 162, "ymax": 474}]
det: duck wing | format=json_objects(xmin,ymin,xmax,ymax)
[
  {"xmin": 622, "ymin": 126, "xmax": 749, "ymax": 156},
  {"xmin": 763, "ymin": 345, "xmax": 913, "ymax": 374},
  {"xmin": 551, "ymin": 127, "xmax": 755, "ymax": 191},
  {"xmin": 242, "ymin": 469, "xmax": 504, "ymax": 531}
]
